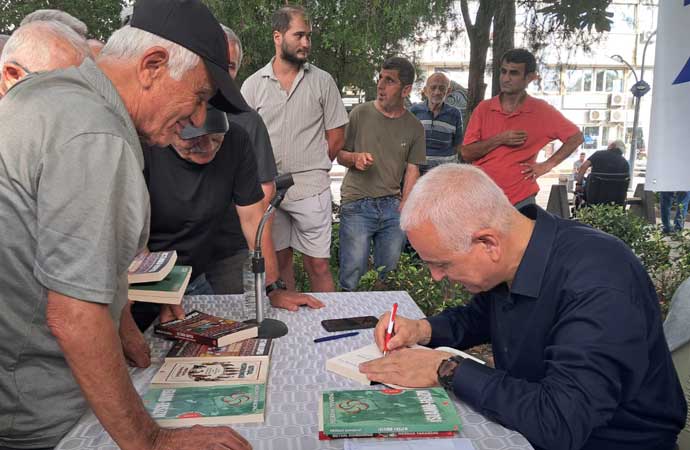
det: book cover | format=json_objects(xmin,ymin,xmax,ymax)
[
  {"xmin": 154, "ymin": 310, "xmax": 258, "ymax": 347},
  {"xmin": 166, "ymin": 338, "xmax": 273, "ymax": 361},
  {"xmin": 151, "ymin": 359, "xmax": 268, "ymax": 387},
  {"xmin": 320, "ymin": 388, "xmax": 461, "ymax": 438},
  {"xmin": 129, "ymin": 265, "xmax": 191, "ymax": 297},
  {"xmin": 128, "ymin": 250, "xmax": 177, "ymax": 284},
  {"xmin": 142, "ymin": 384, "xmax": 265, "ymax": 426},
  {"xmin": 327, "ymin": 343, "xmax": 485, "ymax": 387}
]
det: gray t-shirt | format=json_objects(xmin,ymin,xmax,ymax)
[
  {"xmin": 241, "ymin": 58, "xmax": 348, "ymax": 201},
  {"xmin": 0, "ymin": 60, "xmax": 149, "ymax": 448},
  {"xmin": 340, "ymin": 102, "xmax": 426, "ymax": 204}
]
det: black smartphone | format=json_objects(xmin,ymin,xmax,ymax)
[{"xmin": 321, "ymin": 316, "xmax": 379, "ymax": 332}]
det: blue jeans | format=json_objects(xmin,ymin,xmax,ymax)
[
  {"xmin": 660, "ymin": 191, "xmax": 690, "ymax": 233},
  {"xmin": 338, "ymin": 196, "xmax": 406, "ymax": 291}
]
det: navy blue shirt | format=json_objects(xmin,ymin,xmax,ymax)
[
  {"xmin": 409, "ymin": 101, "xmax": 463, "ymax": 158},
  {"xmin": 427, "ymin": 205, "xmax": 686, "ymax": 450}
]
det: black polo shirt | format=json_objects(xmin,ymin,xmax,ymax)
[
  {"xmin": 427, "ymin": 205, "xmax": 685, "ymax": 450},
  {"xmin": 143, "ymin": 122, "xmax": 264, "ymax": 278},
  {"xmin": 588, "ymin": 149, "xmax": 629, "ymax": 174}
]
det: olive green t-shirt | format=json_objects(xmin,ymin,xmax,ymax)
[{"xmin": 340, "ymin": 101, "xmax": 426, "ymax": 204}]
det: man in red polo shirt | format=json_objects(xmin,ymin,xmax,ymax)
[{"xmin": 461, "ymin": 49, "xmax": 583, "ymax": 208}]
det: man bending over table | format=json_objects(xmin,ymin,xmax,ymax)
[{"xmin": 360, "ymin": 164, "xmax": 685, "ymax": 450}]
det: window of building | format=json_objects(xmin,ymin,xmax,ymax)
[
  {"xmin": 541, "ymin": 68, "xmax": 561, "ymax": 93},
  {"xmin": 565, "ymin": 70, "xmax": 583, "ymax": 92},
  {"xmin": 594, "ymin": 69, "xmax": 623, "ymax": 92},
  {"xmin": 583, "ymin": 126, "xmax": 600, "ymax": 150}
]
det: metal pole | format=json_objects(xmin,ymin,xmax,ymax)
[{"xmin": 629, "ymin": 97, "xmax": 640, "ymax": 182}]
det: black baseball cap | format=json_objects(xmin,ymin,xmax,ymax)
[
  {"xmin": 180, "ymin": 105, "xmax": 229, "ymax": 139},
  {"xmin": 129, "ymin": 0, "xmax": 248, "ymax": 113}
]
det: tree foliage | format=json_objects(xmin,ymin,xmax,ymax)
[
  {"xmin": 203, "ymin": 0, "xmax": 460, "ymax": 98},
  {"xmin": 0, "ymin": 0, "xmax": 125, "ymax": 40}
]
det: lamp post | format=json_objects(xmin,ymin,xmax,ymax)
[{"xmin": 610, "ymin": 29, "xmax": 656, "ymax": 184}]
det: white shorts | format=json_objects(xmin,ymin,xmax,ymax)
[{"xmin": 272, "ymin": 189, "xmax": 332, "ymax": 258}]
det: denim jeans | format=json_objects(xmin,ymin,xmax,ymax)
[
  {"xmin": 338, "ymin": 196, "xmax": 406, "ymax": 291},
  {"xmin": 660, "ymin": 191, "xmax": 690, "ymax": 233}
]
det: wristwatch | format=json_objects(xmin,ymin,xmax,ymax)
[
  {"xmin": 437, "ymin": 355, "xmax": 465, "ymax": 391},
  {"xmin": 265, "ymin": 279, "xmax": 287, "ymax": 296}
]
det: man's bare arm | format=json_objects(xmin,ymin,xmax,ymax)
[
  {"xmin": 461, "ymin": 130, "xmax": 528, "ymax": 162},
  {"xmin": 47, "ymin": 292, "xmax": 251, "ymax": 450},
  {"xmin": 521, "ymin": 132, "xmax": 585, "ymax": 180},
  {"xmin": 325, "ymin": 126, "xmax": 346, "ymax": 161},
  {"xmin": 400, "ymin": 163, "xmax": 420, "ymax": 210},
  {"xmin": 576, "ymin": 159, "xmax": 592, "ymax": 184}
]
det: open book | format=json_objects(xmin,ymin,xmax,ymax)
[{"xmin": 326, "ymin": 343, "xmax": 485, "ymax": 387}]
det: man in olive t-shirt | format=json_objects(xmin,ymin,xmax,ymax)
[{"xmin": 336, "ymin": 57, "xmax": 426, "ymax": 291}]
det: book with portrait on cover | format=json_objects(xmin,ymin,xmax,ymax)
[
  {"xmin": 128, "ymin": 250, "xmax": 177, "ymax": 284},
  {"xmin": 142, "ymin": 384, "xmax": 265, "ymax": 426},
  {"xmin": 151, "ymin": 358, "xmax": 268, "ymax": 387},
  {"xmin": 165, "ymin": 338, "xmax": 273, "ymax": 362},
  {"xmin": 319, "ymin": 387, "xmax": 461, "ymax": 440},
  {"xmin": 154, "ymin": 310, "xmax": 258, "ymax": 347}
]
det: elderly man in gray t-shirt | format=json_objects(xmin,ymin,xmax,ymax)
[{"xmin": 0, "ymin": 1, "xmax": 251, "ymax": 449}]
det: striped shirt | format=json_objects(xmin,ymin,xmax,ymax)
[
  {"xmin": 409, "ymin": 101, "xmax": 464, "ymax": 158},
  {"xmin": 241, "ymin": 58, "xmax": 349, "ymax": 201}
]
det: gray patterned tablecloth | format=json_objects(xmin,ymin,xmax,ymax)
[{"xmin": 57, "ymin": 291, "xmax": 532, "ymax": 450}]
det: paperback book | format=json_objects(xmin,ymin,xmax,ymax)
[
  {"xmin": 319, "ymin": 387, "xmax": 461, "ymax": 439},
  {"xmin": 154, "ymin": 310, "xmax": 258, "ymax": 347},
  {"xmin": 143, "ymin": 384, "xmax": 265, "ymax": 426},
  {"xmin": 128, "ymin": 250, "xmax": 177, "ymax": 284},
  {"xmin": 327, "ymin": 343, "xmax": 485, "ymax": 387},
  {"xmin": 151, "ymin": 359, "xmax": 268, "ymax": 387},
  {"xmin": 165, "ymin": 338, "xmax": 273, "ymax": 362},
  {"xmin": 128, "ymin": 265, "xmax": 192, "ymax": 305}
]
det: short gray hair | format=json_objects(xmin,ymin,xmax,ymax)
[
  {"xmin": 609, "ymin": 139, "xmax": 626, "ymax": 153},
  {"xmin": 400, "ymin": 164, "xmax": 513, "ymax": 252},
  {"xmin": 21, "ymin": 9, "xmax": 88, "ymax": 38},
  {"xmin": 0, "ymin": 21, "xmax": 90, "ymax": 71},
  {"xmin": 100, "ymin": 25, "xmax": 201, "ymax": 81},
  {"xmin": 221, "ymin": 25, "xmax": 242, "ymax": 68},
  {"xmin": 0, "ymin": 34, "xmax": 9, "ymax": 55}
]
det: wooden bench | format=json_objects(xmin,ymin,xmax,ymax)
[{"xmin": 546, "ymin": 183, "xmax": 656, "ymax": 224}]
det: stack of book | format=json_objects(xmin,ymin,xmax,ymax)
[
  {"xmin": 142, "ymin": 310, "xmax": 269, "ymax": 426},
  {"xmin": 127, "ymin": 250, "xmax": 191, "ymax": 305}
]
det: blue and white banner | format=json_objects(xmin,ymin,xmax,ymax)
[{"xmin": 646, "ymin": 0, "xmax": 690, "ymax": 191}]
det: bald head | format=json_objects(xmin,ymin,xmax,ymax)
[
  {"xmin": 423, "ymin": 72, "xmax": 451, "ymax": 109},
  {"xmin": 0, "ymin": 20, "xmax": 89, "ymax": 95}
]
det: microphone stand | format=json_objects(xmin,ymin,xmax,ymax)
[{"xmin": 247, "ymin": 175, "xmax": 292, "ymax": 339}]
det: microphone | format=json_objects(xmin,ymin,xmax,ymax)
[{"xmin": 275, "ymin": 173, "xmax": 294, "ymax": 192}]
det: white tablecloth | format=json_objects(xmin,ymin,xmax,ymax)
[{"xmin": 56, "ymin": 291, "xmax": 532, "ymax": 450}]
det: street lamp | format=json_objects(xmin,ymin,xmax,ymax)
[{"xmin": 610, "ymin": 29, "xmax": 656, "ymax": 184}]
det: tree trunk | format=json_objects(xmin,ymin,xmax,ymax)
[
  {"xmin": 462, "ymin": 0, "xmax": 495, "ymax": 116},
  {"xmin": 491, "ymin": 0, "xmax": 516, "ymax": 97}
]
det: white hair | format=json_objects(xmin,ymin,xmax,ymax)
[
  {"xmin": 21, "ymin": 9, "xmax": 88, "ymax": 38},
  {"xmin": 609, "ymin": 139, "xmax": 626, "ymax": 153},
  {"xmin": 0, "ymin": 20, "xmax": 90, "ymax": 71},
  {"xmin": 221, "ymin": 25, "xmax": 243, "ymax": 69},
  {"xmin": 400, "ymin": 164, "xmax": 514, "ymax": 252},
  {"xmin": 100, "ymin": 25, "xmax": 201, "ymax": 81}
]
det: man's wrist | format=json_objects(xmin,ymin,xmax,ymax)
[
  {"xmin": 417, "ymin": 319, "xmax": 433, "ymax": 345},
  {"xmin": 266, "ymin": 279, "xmax": 287, "ymax": 297}
]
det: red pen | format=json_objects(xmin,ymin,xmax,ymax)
[{"xmin": 383, "ymin": 302, "xmax": 398, "ymax": 356}]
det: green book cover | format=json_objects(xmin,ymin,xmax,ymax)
[
  {"xmin": 321, "ymin": 388, "xmax": 460, "ymax": 436},
  {"xmin": 142, "ymin": 384, "xmax": 265, "ymax": 425},
  {"xmin": 130, "ymin": 265, "xmax": 190, "ymax": 293}
]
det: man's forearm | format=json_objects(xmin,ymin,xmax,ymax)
[
  {"xmin": 460, "ymin": 135, "xmax": 503, "ymax": 162},
  {"xmin": 336, "ymin": 150, "xmax": 357, "ymax": 168},
  {"xmin": 326, "ymin": 127, "xmax": 345, "ymax": 161},
  {"xmin": 545, "ymin": 133, "xmax": 584, "ymax": 171},
  {"xmin": 47, "ymin": 291, "xmax": 159, "ymax": 450},
  {"xmin": 237, "ymin": 203, "xmax": 280, "ymax": 285},
  {"xmin": 401, "ymin": 164, "xmax": 420, "ymax": 204}
]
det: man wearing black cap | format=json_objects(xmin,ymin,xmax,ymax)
[{"xmin": 0, "ymin": 0, "xmax": 251, "ymax": 449}]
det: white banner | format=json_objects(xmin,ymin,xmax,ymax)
[{"xmin": 646, "ymin": 0, "xmax": 690, "ymax": 191}]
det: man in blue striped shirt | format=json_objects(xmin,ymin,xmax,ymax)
[{"xmin": 410, "ymin": 73, "xmax": 464, "ymax": 175}]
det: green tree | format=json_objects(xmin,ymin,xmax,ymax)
[
  {"xmin": 0, "ymin": 0, "xmax": 125, "ymax": 40},
  {"xmin": 204, "ymin": 0, "xmax": 460, "ymax": 98}
]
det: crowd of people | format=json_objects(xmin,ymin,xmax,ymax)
[{"xmin": 0, "ymin": 1, "xmax": 686, "ymax": 450}]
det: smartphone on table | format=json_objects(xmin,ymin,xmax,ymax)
[{"xmin": 321, "ymin": 316, "xmax": 379, "ymax": 332}]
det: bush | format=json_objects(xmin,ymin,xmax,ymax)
[{"xmin": 577, "ymin": 204, "xmax": 690, "ymax": 316}]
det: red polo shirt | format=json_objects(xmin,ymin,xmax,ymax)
[{"xmin": 463, "ymin": 95, "xmax": 580, "ymax": 205}]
